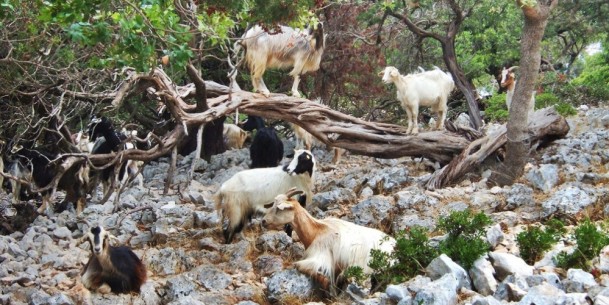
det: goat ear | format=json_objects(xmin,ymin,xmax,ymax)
[
  {"xmin": 78, "ymin": 235, "xmax": 89, "ymax": 246},
  {"xmin": 277, "ymin": 201, "xmax": 294, "ymax": 211},
  {"xmin": 108, "ymin": 234, "xmax": 120, "ymax": 246}
]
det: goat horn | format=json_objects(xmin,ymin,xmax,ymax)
[
  {"xmin": 508, "ymin": 66, "xmax": 519, "ymax": 71},
  {"xmin": 285, "ymin": 188, "xmax": 304, "ymax": 198}
]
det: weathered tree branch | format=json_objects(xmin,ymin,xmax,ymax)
[{"xmin": 426, "ymin": 107, "xmax": 570, "ymax": 189}]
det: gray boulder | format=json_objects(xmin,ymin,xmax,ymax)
[{"xmin": 265, "ymin": 269, "xmax": 314, "ymax": 302}]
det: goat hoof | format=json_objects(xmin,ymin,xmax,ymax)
[{"xmin": 97, "ymin": 284, "xmax": 112, "ymax": 294}]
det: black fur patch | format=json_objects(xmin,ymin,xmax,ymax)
[{"xmin": 291, "ymin": 151, "xmax": 314, "ymax": 177}]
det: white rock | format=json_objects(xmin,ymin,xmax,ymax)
[{"xmin": 488, "ymin": 252, "xmax": 534, "ymax": 282}]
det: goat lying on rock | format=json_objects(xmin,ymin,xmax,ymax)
[
  {"xmin": 380, "ymin": 66, "xmax": 454, "ymax": 134},
  {"xmin": 214, "ymin": 149, "xmax": 316, "ymax": 243},
  {"xmin": 262, "ymin": 188, "xmax": 396, "ymax": 293},
  {"xmin": 79, "ymin": 225, "xmax": 147, "ymax": 294}
]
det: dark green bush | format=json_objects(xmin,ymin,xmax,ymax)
[
  {"xmin": 482, "ymin": 93, "xmax": 509, "ymax": 122},
  {"xmin": 517, "ymin": 219, "xmax": 565, "ymax": 265},
  {"xmin": 556, "ymin": 219, "xmax": 609, "ymax": 270},
  {"xmin": 535, "ymin": 92, "xmax": 577, "ymax": 117},
  {"xmin": 366, "ymin": 226, "xmax": 438, "ymax": 291},
  {"xmin": 437, "ymin": 209, "xmax": 492, "ymax": 269}
]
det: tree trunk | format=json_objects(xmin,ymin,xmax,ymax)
[
  {"xmin": 489, "ymin": 0, "xmax": 557, "ymax": 186},
  {"xmin": 441, "ymin": 40, "xmax": 482, "ymax": 130}
]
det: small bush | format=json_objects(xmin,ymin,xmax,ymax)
[
  {"xmin": 535, "ymin": 92, "xmax": 577, "ymax": 117},
  {"xmin": 367, "ymin": 227, "xmax": 438, "ymax": 291},
  {"xmin": 437, "ymin": 209, "xmax": 493, "ymax": 269},
  {"xmin": 482, "ymin": 93, "xmax": 509, "ymax": 122},
  {"xmin": 517, "ymin": 219, "xmax": 565, "ymax": 265},
  {"xmin": 556, "ymin": 219, "xmax": 609, "ymax": 270}
]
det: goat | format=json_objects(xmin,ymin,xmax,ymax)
[
  {"xmin": 500, "ymin": 66, "xmax": 535, "ymax": 116},
  {"xmin": 380, "ymin": 66, "xmax": 455, "ymax": 134},
  {"xmin": 240, "ymin": 115, "xmax": 284, "ymax": 168},
  {"xmin": 8, "ymin": 145, "xmax": 89, "ymax": 214},
  {"xmin": 79, "ymin": 225, "xmax": 147, "ymax": 294},
  {"xmin": 214, "ymin": 149, "xmax": 316, "ymax": 243},
  {"xmin": 72, "ymin": 131, "xmax": 93, "ymax": 153},
  {"xmin": 88, "ymin": 117, "xmax": 143, "ymax": 201},
  {"xmin": 240, "ymin": 23, "xmax": 325, "ymax": 97},
  {"xmin": 223, "ymin": 123, "xmax": 249, "ymax": 150},
  {"xmin": 291, "ymin": 123, "xmax": 344, "ymax": 165},
  {"xmin": 262, "ymin": 188, "xmax": 396, "ymax": 292}
]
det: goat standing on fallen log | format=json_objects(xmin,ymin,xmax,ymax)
[
  {"xmin": 240, "ymin": 23, "xmax": 325, "ymax": 97},
  {"xmin": 380, "ymin": 66, "xmax": 455, "ymax": 134},
  {"xmin": 262, "ymin": 188, "xmax": 395, "ymax": 294},
  {"xmin": 79, "ymin": 225, "xmax": 147, "ymax": 294}
]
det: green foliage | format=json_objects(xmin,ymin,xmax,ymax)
[
  {"xmin": 343, "ymin": 266, "xmax": 366, "ymax": 286},
  {"xmin": 437, "ymin": 210, "xmax": 493, "ymax": 269},
  {"xmin": 483, "ymin": 93, "xmax": 509, "ymax": 122},
  {"xmin": 516, "ymin": 219, "xmax": 565, "ymax": 265},
  {"xmin": 556, "ymin": 219, "xmax": 609, "ymax": 270},
  {"xmin": 535, "ymin": 92, "xmax": 577, "ymax": 117},
  {"xmin": 367, "ymin": 227, "xmax": 438, "ymax": 291}
]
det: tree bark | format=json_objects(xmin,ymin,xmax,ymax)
[
  {"xmin": 427, "ymin": 107, "xmax": 569, "ymax": 189},
  {"xmin": 489, "ymin": 0, "xmax": 558, "ymax": 186}
]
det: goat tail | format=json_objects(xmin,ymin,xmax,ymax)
[{"xmin": 213, "ymin": 191, "xmax": 224, "ymax": 219}]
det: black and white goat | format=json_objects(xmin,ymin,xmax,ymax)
[
  {"xmin": 240, "ymin": 23, "xmax": 325, "ymax": 97},
  {"xmin": 240, "ymin": 115, "xmax": 284, "ymax": 169},
  {"xmin": 214, "ymin": 149, "xmax": 316, "ymax": 243},
  {"xmin": 79, "ymin": 225, "xmax": 147, "ymax": 294},
  {"xmin": 8, "ymin": 145, "xmax": 89, "ymax": 214},
  {"xmin": 87, "ymin": 117, "xmax": 143, "ymax": 201}
]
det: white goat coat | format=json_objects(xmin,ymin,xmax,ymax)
[
  {"xmin": 295, "ymin": 218, "xmax": 395, "ymax": 287},
  {"xmin": 382, "ymin": 66, "xmax": 454, "ymax": 134},
  {"xmin": 215, "ymin": 166, "xmax": 314, "ymax": 235}
]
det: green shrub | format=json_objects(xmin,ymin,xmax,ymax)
[
  {"xmin": 482, "ymin": 93, "xmax": 509, "ymax": 122},
  {"xmin": 516, "ymin": 219, "xmax": 565, "ymax": 265},
  {"xmin": 556, "ymin": 219, "xmax": 609, "ymax": 270},
  {"xmin": 437, "ymin": 209, "xmax": 493, "ymax": 269},
  {"xmin": 534, "ymin": 92, "xmax": 577, "ymax": 117},
  {"xmin": 366, "ymin": 227, "xmax": 438, "ymax": 291}
]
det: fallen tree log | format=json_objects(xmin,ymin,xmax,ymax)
[
  {"xmin": 75, "ymin": 68, "xmax": 568, "ymax": 189},
  {"xmin": 425, "ymin": 107, "xmax": 570, "ymax": 190}
]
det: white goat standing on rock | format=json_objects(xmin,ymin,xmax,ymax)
[
  {"xmin": 380, "ymin": 66, "xmax": 455, "ymax": 134},
  {"xmin": 262, "ymin": 189, "xmax": 396, "ymax": 294},
  {"xmin": 240, "ymin": 23, "xmax": 325, "ymax": 97}
]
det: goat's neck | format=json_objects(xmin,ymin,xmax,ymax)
[{"xmin": 291, "ymin": 204, "xmax": 327, "ymax": 249}]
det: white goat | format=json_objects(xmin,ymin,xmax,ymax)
[
  {"xmin": 223, "ymin": 123, "xmax": 248, "ymax": 150},
  {"xmin": 240, "ymin": 23, "xmax": 325, "ymax": 97},
  {"xmin": 214, "ymin": 149, "xmax": 316, "ymax": 243},
  {"xmin": 262, "ymin": 189, "xmax": 396, "ymax": 292},
  {"xmin": 380, "ymin": 66, "xmax": 455, "ymax": 134},
  {"xmin": 500, "ymin": 66, "xmax": 535, "ymax": 116},
  {"xmin": 121, "ymin": 129, "xmax": 144, "ymax": 189},
  {"xmin": 72, "ymin": 131, "xmax": 93, "ymax": 153}
]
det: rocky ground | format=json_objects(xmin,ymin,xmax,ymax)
[{"xmin": 2, "ymin": 105, "xmax": 609, "ymax": 305}]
